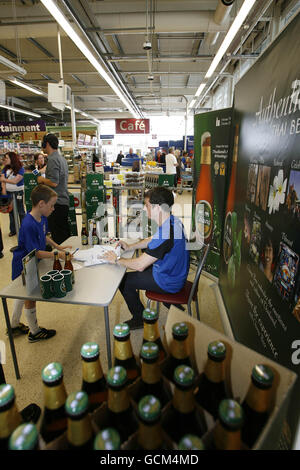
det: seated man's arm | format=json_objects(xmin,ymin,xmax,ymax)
[{"xmin": 104, "ymin": 250, "xmax": 157, "ymax": 272}]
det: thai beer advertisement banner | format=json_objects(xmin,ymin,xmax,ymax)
[
  {"xmin": 193, "ymin": 108, "xmax": 233, "ymax": 278},
  {"xmin": 219, "ymin": 12, "xmax": 300, "ymax": 445}
]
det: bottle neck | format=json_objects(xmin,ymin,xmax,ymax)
[
  {"xmin": 43, "ymin": 382, "xmax": 67, "ymax": 410},
  {"xmin": 138, "ymin": 421, "xmax": 163, "ymax": 450},
  {"xmin": 245, "ymin": 383, "xmax": 272, "ymax": 413},
  {"xmin": 200, "ymin": 145, "xmax": 211, "ymax": 165},
  {"xmin": 0, "ymin": 402, "xmax": 22, "ymax": 439},
  {"xmin": 67, "ymin": 414, "xmax": 93, "ymax": 447},
  {"xmin": 108, "ymin": 387, "xmax": 130, "ymax": 413},
  {"xmin": 143, "ymin": 321, "xmax": 160, "ymax": 342},
  {"xmin": 214, "ymin": 422, "xmax": 241, "ymax": 450},
  {"xmin": 204, "ymin": 358, "xmax": 225, "ymax": 383},
  {"xmin": 141, "ymin": 360, "xmax": 161, "ymax": 385},
  {"xmin": 173, "ymin": 387, "xmax": 195, "ymax": 414},
  {"xmin": 82, "ymin": 358, "xmax": 104, "ymax": 383},
  {"xmin": 171, "ymin": 337, "xmax": 189, "ymax": 360},
  {"xmin": 114, "ymin": 338, "xmax": 134, "ymax": 361}
]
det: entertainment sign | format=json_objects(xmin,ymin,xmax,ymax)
[
  {"xmin": 115, "ymin": 118, "xmax": 150, "ymax": 134},
  {"xmin": 0, "ymin": 120, "xmax": 46, "ymax": 136}
]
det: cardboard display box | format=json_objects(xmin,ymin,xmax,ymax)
[{"xmin": 164, "ymin": 307, "xmax": 297, "ymax": 450}]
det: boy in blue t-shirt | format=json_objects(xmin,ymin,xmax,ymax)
[{"xmin": 10, "ymin": 184, "xmax": 72, "ymax": 342}]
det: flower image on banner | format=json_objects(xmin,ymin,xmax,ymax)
[{"xmin": 268, "ymin": 169, "xmax": 287, "ymax": 214}]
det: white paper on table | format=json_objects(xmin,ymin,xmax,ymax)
[{"xmin": 73, "ymin": 245, "xmax": 121, "ymax": 267}]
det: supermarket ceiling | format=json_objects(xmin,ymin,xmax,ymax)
[{"xmin": 0, "ymin": 0, "xmax": 299, "ymax": 124}]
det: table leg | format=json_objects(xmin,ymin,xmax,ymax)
[
  {"xmin": 2, "ymin": 297, "xmax": 20, "ymax": 380},
  {"xmin": 104, "ymin": 306, "xmax": 112, "ymax": 369}
]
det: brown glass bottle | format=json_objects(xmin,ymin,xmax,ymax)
[
  {"xmin": 113, "ymin": 323, "xmax": 141, "ymax": 384},
  {"xmin": 241, "ymin": 364, "xmax": 274, "ymax": 448},
  {"xmin": 105, "ymin": 366, "xmax": 138, "ymax": 443},
  {"xmin": 64, "ymin": 251, "xmax": 74, "ymax": 284},
  {"xmin": 40, "ymin": 362, "xmax": 68, "ymax": 444},
  {"xmin": 135, "ymin": 395, "xmax": 171, "ymax": 450},
  {"xmin": 162, "ymin": 365, "xmax": 206, "ymax": 444},
  {"xmin": 211, "ymin": 399, "xmax": 244, "ymax": 450},
  {"xmin": 53, "ymin": 251, "xmax": 62, "ymax": 271},
  {"xmin": 81, "ymin": 342, "xmax": 108, "ymax": 412},
  {"xmin": 0, "ymin": 384, "xmax": 22, "ymax": 450},
  {"xmin": 65, "ymin": 391, "xmax": 94, "ymax": 450},
  {"xmin": 92, "ymin": 220, "xmax": 99, "ymax": 245},
  {"xmin": 9, "ymin": 423, "xmax": 40, "ymax": 450},
  {"xmin": 195, "ymin": 340, "xmax": 228, "ymax": 419},
  {"xmin": 142, "ymin": 308, "xmax": 167, "ymax": 363},
  {"xmin": 162, "ymin": 322, "xmax": 192, "ymax": 384},
  {"xmin": 81, "ymin": 221, "xmax": 88, "ymax": 246},
  {"xmin": 134, "ymin": 342, "xmax": 171, "ymax": 408},
  {"xmin": 195, "ymin": 133, "xmax": 213, "ymax": 242}
]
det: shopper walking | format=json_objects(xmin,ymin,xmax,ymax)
[
  {"xmin": 165, "ymin": 147, "xmax": 178, "ymax": 186},
  {"xmin": 0, "ymin": 152, "xmax": 25, "ymax": 237},
  {"xmin": 37, "ymin": 133, "xmax": 70, "ymax": 244}
]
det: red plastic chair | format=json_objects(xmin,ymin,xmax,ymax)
[{"xmin": 145, "ymin": 243, "xmax": 210, "ymax": 321}]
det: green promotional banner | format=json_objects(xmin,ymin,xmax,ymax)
[
  {"xmin": 219, "ymin": 12, "xmax": 300, "ymax": 447},
  {"xmin": 193, "ymin": 108, "xmax": 233, "ymax": 277}
]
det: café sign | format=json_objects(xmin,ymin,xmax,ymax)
[{"xmin": 115, "ymin": 118, "xmax": 150, "ymax": 134}]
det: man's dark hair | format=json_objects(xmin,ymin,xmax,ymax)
[
  {"xmin": 31, "ymin": 184, "xmax": 57, "ymax": 206},
  {"xmin": 42, "ymin": 133, "xmax": 59, "ymax": 150},
  {"xmin": 144, "ymin": 186, "xmax": 174, "ymax": 210}
]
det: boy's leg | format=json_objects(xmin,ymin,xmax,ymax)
[
  {"xmin": 6, "ymin": 299, "xmax": 29, "ymax": 336},
  {"xmin": 24, "ymin": 300, "xmax": 56, "ymax": 342}
]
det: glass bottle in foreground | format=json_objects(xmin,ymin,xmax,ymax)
[
  {"xmin": 65, "ymin": 391, "xmax": 94, "ymax": 450},
  {"xmin": 0, "ymin": 384, "xmax": 22, "ymax": 450},
  {"xmin": 81, "ymin": 342, "xmax": 108, "ymax": 412},
  {"xmin": 113, "ymin": 323, "xmax": 141, "ymax": 384}
]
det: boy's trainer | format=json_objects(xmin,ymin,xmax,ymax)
[
  {"xmin": 6, "ymin": 322, "xmax": 29, "ymax": 337},
  {"xmin": 28, "ymin": 328, "xmax": 56, "ymax": 343}
]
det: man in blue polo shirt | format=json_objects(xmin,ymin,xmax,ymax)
[{"xmin": 103, "ymin": 186, "xmax": 190, "ymax": 329}]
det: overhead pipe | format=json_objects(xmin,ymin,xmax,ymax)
[{"xmin": 208, "ymin": 0, "xmax": 235, "ymax": 47}]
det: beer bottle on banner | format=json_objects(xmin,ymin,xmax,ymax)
[
  {"xmin": 211, "ymin": 399, "xmax": 244, "ymax": 450},
  {"xmin": 64, "ymin": 251, "xmax": 75, "ymax": 284},
  {"xmin": 65, "ymin": 391, "xmax": 94, "ymax": 450},
  {"xmin": 225, "ymin": 124, "xmax": 239, "ymax": 215},
  {"xmin": 195, "ymin": 340, "xmax": 228, "ymax": 419},
  {"xmin": 135, "ymin": 395, "xmax": 171, "ymax": 450},
  {"xmin": 162, "ymin": 322, "xmax": 192, "ymax": 384},
  {"xmin": 142, "ymin": 308, "xmax": 167, "ymax": 362},
  {"xmin": 0, "ymin": 384, "xmax": 22, "ymax": 450},
  {"xmin": 113, "ymin": 323, "xmax": 141, "ymax": 384},
  {"xmin": 92, "ymin": 220, "xmax": 99, "ymax": 245},
  {"xmin": 106, "ymin": 366, "xmax": 138, "ymax": 443},
  {"xmin": 178, "ymin": 434, "xmax": 205, "ymax": 450},
  {"xmin": 40, "ymin": 362, "xmax": 68, "ymax": 443},
  {"xmin": 241, "ymin": 364, "xmax": 274, "ymax": 448},
  {"xmin": 195, "ymin": 134, "xmax": 214, "ymax": 242},
  {"xmin": 81, "ymin": 221, "xmax": 88, "ymax": 246},
  {"xmin": 81, "ymin": 342, "xmax": 108, "ymax": 412},
  {"xmin": 134, "ymin": 342, "xmax": 171, "ymax": 408},
  {"xmin": 94, "ymin": 428, "xmax": 121, "ymax": 451},
  {"xmin": 162, "ymin": 365, "xmax": 206, "ymax": 443},
  {"xmin": 9, "ymin": 423, "xmax": 40, "ymax": 450},
  {"xmin": 53, "ymin": 251, "xmax": 62, "ymax": 271}
]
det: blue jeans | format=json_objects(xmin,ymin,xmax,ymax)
[{"xmin": 7, "ymin": 190, "xmax": 25, "ymax": 234}]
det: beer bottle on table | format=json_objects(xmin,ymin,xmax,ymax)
[
  {"xmin": 195, "ymin": 340, "xmax": 228, "ymax": 419},
  {"xmin": 161, "ymin": 322, "xmax": 192, "ymax": 384},
  {"xmin": 135, "ymin": 395, "xmax": 171, "ymax": 450},
  {"xmin": 53, "ymin": 251, "xmax": 62, "ymax": 271},
  {"xmin": 211, "ymin": 399, "xmax": 244, "ymax": 450},
  {"xmin": 64, "ymin": 251, "xmax": 75, "ymax": 284},
  {"xmin": 162, "ymin": 365, "xmax": 206, "ymax": 444},
  {"xmin": 113, "ymin": 323, "xmax": 140, "ymax": 384},
  {"xmin": 105, "ymin": 366, "xmax": 138, "ymax": 444},
  {"xmin": 9, "ymin": 423, "xmax": 39, "ymax": 450},
  {"xmin": 142, "ymin": 308, "xmax": 167, "ymax": 362},
  {"xmin": 178, "ymin": 434, "xmax": 205, "ymax": 450},
  {"xmin": 0, "ymin": 384, "xmax": 22, "ymax": 450},
  {"xmin": 81, "ymin": 342, "xmax": 108, "ymax": 412},
  {"xmin": 94, "ymin": 428, "xmax": 121, "ymax": 451},
  {"xmin": 195, "ymin": 133, "xmax": 213, "ymax": 242},
  {"xmin": 81, "ymin": 221, "xmax": 88, "ymax": 246},
  {"xmin": 65, "ymin": 391, "xmax": 94, "ymax": 450},
  {"xmin": 134, "ymin": 342, "xmax": 171, "ymax": 408},
  {"xmin": 40, "ymin": 362, "xmax": 68, "ymax": 443},
  {"xmin": 241, "ymin": 364, "xmax": 274, "ymax": 448},
  {"xmin": 92, "ymin": 220, "xmax": 99, "ymax": 245}
]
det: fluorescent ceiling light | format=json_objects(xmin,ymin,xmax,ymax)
[
  {"xmin": 0, "ymin": 104, "xmax": 41, "ymax": 118},
  {"xmin": 205, "ymin": 0, "xmax": 256, "ymax": 79},
  {"xmin": 195, "ymin": 83, "xmax": 206, "ymax": 97},
  {"xmin": 9, "ymin": 78, "xmax": 45, "ymax": 96},
  {"xmin": 0, "ymin": 55, "xmax": 27, "ymax": 76},
  {"xmin": 188, "ymin": 99, "xmax": 196, "ymax": 110},
  {"xmin": 40, "ymin": 0, "xmax": 139, "ymax": 118}
]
